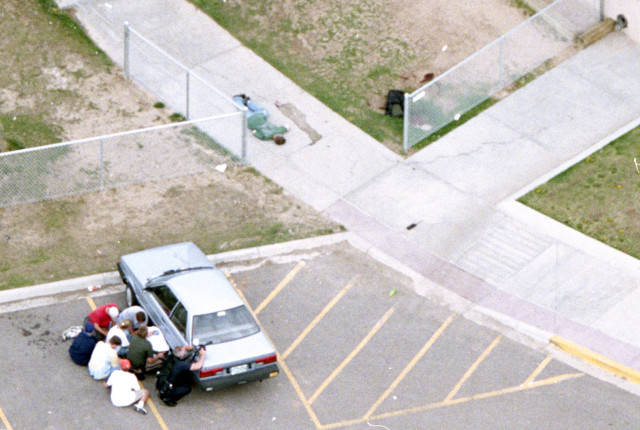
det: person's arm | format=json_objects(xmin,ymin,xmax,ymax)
[
  {"xmin": 94, "ymin": 324, "xmax": 108, "ymax": 336},
  {"xmin": 190, "ymin": 347, "xmax": 206, "ymax": 371},
  {"xmin": 146, "ymin": 350, "xmax": 166, "ymax": 364}
]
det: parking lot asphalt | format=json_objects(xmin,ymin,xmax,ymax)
[{"xmin": 1, "ymin": 239, "xmax": 640, "ymax": 429}]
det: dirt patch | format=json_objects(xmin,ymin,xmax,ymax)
[
  {"xmin": 0, "ymin": 167, "xmax": 340, "ymax": 288},
  {"xmin": 0, "ymin": 0, "xmax": 340, "ymax": 289}
]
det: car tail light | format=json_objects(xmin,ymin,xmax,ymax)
[
  {"xmin": 256, "ymin": 354, "xmax": 277, "ymax": 365},
  {"xmin": 200, "ymin": 367, "xmax": 224, "ymax": 378}
]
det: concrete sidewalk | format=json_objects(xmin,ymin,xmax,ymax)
[{"xmin": 63, "ymin": 0, "xmax": 640, "ymax": 373}]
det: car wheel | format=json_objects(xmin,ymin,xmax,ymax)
[{"xmin": 126, "ymin": 286, "xmax": 138, "ymax": 307}]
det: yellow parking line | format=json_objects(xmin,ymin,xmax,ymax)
[
  {"xmin": 443, "ymin": 372, "xmax": 585, "ymax": 405},
  {"xmin": 282, "ymin": 279, "xmax": 356, "ymax": 360},
  {"xmin": 140, "ymin": 383, "xmax": 170, "ymax": 430},
  {"xmin": 444, "ymin": 335, "xmax": 501, "ymax": 403},
  {"xmin": 309, "ymin": 307, "xmax": 395, "ymax": 405},
  {"xmin": 0, "ymin": 406, "xmax": 14, "ymax": 430},
  {"xmin": 551, "ymin": 335, "xmax": 640, "ymax": 385},
  {"xmin": 86, "ymin": 296, "xmax": 97, "ymax": 310},
  {"xmin": 85, "ymin": 296, "xmax": 169, "ymax": 430},
  {"xmin": 363, "ymin": 314, "xmax": 456, "ymax": 419},
  {"xmin": 279, "ymin": 355, "xmax": 323, "ymax": 428},
  {"xmin": 322, "ymin": 371, "xmax": 584, "ymax": 428},
  {"xmin": 522, "ymin": 355, "xmax": 552, "ymax": 386},
  {"xmin": 255, "ymin": 261, "xmax": 306, "ymax": 315},
  {"xmin": 227, "ymin": 273, "xmax": 322, "ymax": 429},
  {"xmin": 368, "ymin": 372, "xmax": 584, "ymax": 424}
]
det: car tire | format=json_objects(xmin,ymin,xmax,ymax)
[{"xmin": 126, "ymin": 286, "xmax": 138, "ymax": 307}]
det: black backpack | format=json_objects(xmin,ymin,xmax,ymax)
[
  {"xmin": 385, "ymin": 90, "xmax": 405, "ymax": 118},
  {"xmin": 156, "ymin": 353, "xmax": 177, "ymax": 396}
]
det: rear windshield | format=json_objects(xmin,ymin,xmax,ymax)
[{"xmin": 192, "ymin": 305, "xmax": 259, "ymax": 345}]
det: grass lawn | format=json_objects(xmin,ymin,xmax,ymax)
[
  {"xmin": 187, "ymin": 0, "xmax": 530, "ymax": 153},
  {"xmin": 519, "ymin": 126, "xmax": 640, "ymax": 259}
]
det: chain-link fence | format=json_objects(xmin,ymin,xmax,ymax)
[
  {"xmin": 0, "ymin": 116, "xmax": 239, "ymax": 208},
  {"xmin": 123, "ymin": 24, "xmax": 247, "ymax": 160},
  {"xmin": 403, "ymin": 0, "xmax": 602, "ymax": 151}
]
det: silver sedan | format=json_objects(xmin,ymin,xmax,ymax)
[{"xmin": 117, "ymin": 242, "xmax": 279, "ymax": 391}]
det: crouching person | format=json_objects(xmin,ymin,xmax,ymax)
[
  {"xmin": 157, "ymin": 345, "xmax": 206, "ymax": 407},
  {"xmin": 127, "ymin": 325, "xmax": 165, "ymax": 380},
  {"xmin": 88, "ymin": 336, "xmax": 122, "ymax": 380},
  {"xmin": 69, "ymin": 322, "xmax": 98, "ymax": 366},
  {"xmin": 104, "ymin": 358, "xmax": 149, "ymax": 415}
]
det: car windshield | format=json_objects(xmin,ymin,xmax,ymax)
[{"xmin": 192, "ymin": 305, "xmax": 260, "ymax": 345}]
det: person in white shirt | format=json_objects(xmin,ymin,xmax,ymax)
[
  {"xmin": 88, "ymin": 337, "xmax": 121, "ymax": 380},
  {"xmin": 104, "ymin": 358, "xmax": 149, "ymax": 415},
  {"xmin": 107, "ymin": 319, "xmax": 133, "ymax": 357}
]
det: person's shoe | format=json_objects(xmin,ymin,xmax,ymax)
[
  {"xmin": 133, "ymin": 405, "xmax": 148, "ymax": 415},
  {"xmin": 162, "ymin": 399, "xmax": 177, "ymax": 407}
]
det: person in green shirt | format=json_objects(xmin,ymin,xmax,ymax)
[{"xmin": 127, "ymin": 325, "xmax": 165, "ymax": 380}]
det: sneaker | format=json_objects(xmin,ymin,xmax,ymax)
[{"xmin": 133, "ymin": 405, "xmax": 148, "ymax": 415}]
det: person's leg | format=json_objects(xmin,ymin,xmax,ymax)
[
  {"xmin": 132, "ymin": 388, "xmax": 149, "ymax": 415},
  {"xmin": 246, "ymin": 99, "xmax": 269, "ymax": 118},
  {"xmin": 132, "ymin": 367, "xmax": 145, "ymax": 380},
  {"xmin": 170, "ymin": 384, "xmax": 191, "ymax": 402}
]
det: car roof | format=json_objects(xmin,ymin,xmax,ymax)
[
  {"xmin": 166, "ymin": 269, "xmax": 244, "ymax": 315},
  {"xmin": 121, "ymin": 242, "xmax": 214, "ymax": 284}
]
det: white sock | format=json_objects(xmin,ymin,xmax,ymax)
[{"xmin": 136, "ymin": 400, "xmax": 144, "ymax": 409}]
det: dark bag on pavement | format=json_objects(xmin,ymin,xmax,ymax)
[{"xmin": 156, "ymin": 354, "xmax": 176, "ymax": 397}]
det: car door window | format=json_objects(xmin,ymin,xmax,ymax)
[
  {"xmin": 151, "ymin": 285, "xmax": 178, "ymax": 315},
  {"xmin": 170, "ymin": 302, "xmax": 187, "ymax": 337}
]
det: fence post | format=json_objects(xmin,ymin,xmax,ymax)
[
  {"xmin": 498, "ymin": 36, "xmax": 505, "ymax": 91},
  {"xmin": 185, "ymin": 70, "xmax": 190, "ymax": 120},
  {"xmin": 99, "ymin": 139, "xmax": 105, "ymax": 191},
  {"xmin": 241, "ymin": 109, "xmax": 248, "ymax": 163},
  {"xmin": 599, "ymin": 0, "xmax": 604, "ymax": 21},
  {"xmin": 124, "ymin": 22, "xmax": 130, "ymax": 79},
  {"xmin": 402, "ymin": 92, "xmax": 410, "ymax": 153}
]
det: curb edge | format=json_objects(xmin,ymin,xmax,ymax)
[{"xmin": 550, "ymin": 335, "xmax": 640, "ymax": 385}]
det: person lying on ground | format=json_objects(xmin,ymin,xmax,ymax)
[
  {"xmin": 88, "ymin": 336, "xmax": 121, "ymax": 380},
  {"xmin": 127, "ymin": 325, "xmax": 165, "ymax": 380},
  {"xmin": 247, "ymin": 113, "xmax": 287, "ymax": 144},
  {"xmin": 104, "ymin": 358, "xmax": 149, "ymax": 415},
  {"xmin": 157, "ymin": 345, "xmax": 206, "ymax": 407},
  {"xmin": 233, "ymin": 94, "xmax": 287, "ymax": 144},
  {"xmin": 116, "ymin": 305, "xmax": 148, "ymax": 330},
  {"xmin": 87, "ymin": 303, "xmax": 119, "ymax": 339},
  {"xmin": 69, "ymin": 322, "xmax": 98, "ymax": 366}
]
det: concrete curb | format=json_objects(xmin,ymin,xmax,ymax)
[
  {"xmin": 550, "ymin": 336, "xmax": 640, "ymax": 385},
  {"xmin": 0, "ymin": 233, "xmax": 351, "ymax": 306},
  {"xmin": 0, "ymin": 272, "xmax": 121, "ymax": 305},
  {"xmin": 207, "ymin": 233, "xmax": 351, "ymax": 264}
]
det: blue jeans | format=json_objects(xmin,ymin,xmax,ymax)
[{"xmin": 232, "ymin": 95, "xmax": 269, "ymax": 118}]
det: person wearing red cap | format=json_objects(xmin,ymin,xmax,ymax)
[
  {"xmin": 87, "ymin": 303, "xmax": 119, "ymax": 339},
  {"xmin": 104, "ymin": 358, "xmax": 149, "ymax": 415}
]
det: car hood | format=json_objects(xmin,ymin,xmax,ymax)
[
  {"xmin": 200, "ymin": 331, "xmax": 276, "ymax": 368},
  {"xmin": 121, "ymin": 242, "xmax": 213, "ymax": 285}
]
